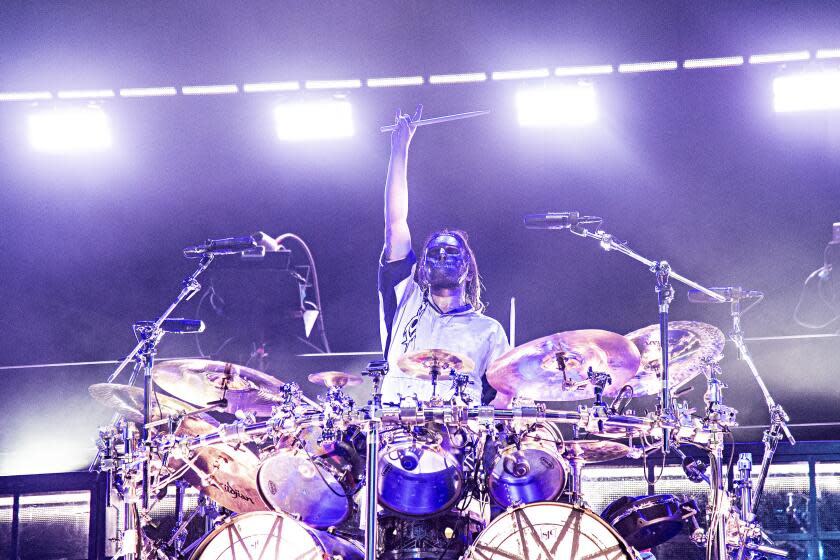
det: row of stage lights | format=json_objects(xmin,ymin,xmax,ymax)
[{"xmin": 9, "ymin": 49, "xmax": 840, "ymax": 153}]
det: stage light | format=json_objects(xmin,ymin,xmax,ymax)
[
  {"xmin": 119, "ymin": 86, "xmax": 178, "ymax": 97},
  {"xmin": 555, "ymin": 64, "xmax": 613, "ymax": 77},
  {"xmin": 0, "ymin": 91, "xmax": 53, "ymax": 102},
  {"xmin": 773, "ymin": 70, "xmax": 840, "ymax": 113},
  {"xmin": 429, "ymin": 72, "xmax": 487, "ymax": 85},
  {"xmin": 618, "ymin": 60, "xmax": 678, "ymax": 73},
  {"xmin": 683, "ymin": 56, "xmax": 744, "ymax": 69},
  {"xmin": 273, "ymin": 100, "xmax": 354, "ymax": 141},
  {"xmin": 515, "ymin": 83, "xmax": 597, "ymax": 127},
  {"xmin": 57, "ymin": 89, "xmax": 115, "ymax": 99},
  {"xmin": 28, "ymin": 106, "xmax": 112, "ymax": 153},
  {"xmin": 366, "ymin": 76, "xmax": 424, "ymax": 88},
  {"xmin": 304, "ymin": 79, "xmax": 362, "ymax": 90},
  {"xmin": 816, "ymin": 49, "xmax": 840, "ymax": 60},
  {"xmin": 491, "ymin": 68, "xmax": 550, "ymax": 81},
  {"xmin": 181, "ymin": 84, "xmax": 238, "ymax": 95},
  {"xmin": 749, "ymin": 51, "xmax": 810, "ymax": 65},
  {"xmin": 243, "ymin": 81, "xmax": 300, "ymax": 93}
]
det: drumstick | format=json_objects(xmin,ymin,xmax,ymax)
[{"xmin": 380, "ymin": 110, "xmax": 490, "ymax": 133}]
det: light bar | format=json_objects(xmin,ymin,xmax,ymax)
[
  {"xmin": 515, "ymin": 83, "xmax": 598, "ymax": 127},
  {"xmin": 28, "ymin": 106, "xmax": 112, "ymax": 152},
  {"xmin": 0, "ymin": 91, "xmax": 53, "ymax": 102},
  {"xmin": 119, "ymin": 86, "xmax": 178, "ymax": 97},
  {"xmin": 428, "ymin": 72, "xmax": 487, "ymax": 85},
  {"xmin": 683, "ymin": 56, "xmax": 744, "ymax": 69},
  {"xmin": 491, "ymin": 68, "xmax": 550, "ymax": 81},
  {"xmin": 304, "ymin": 79, "xmax": 362, "ymax": 90},
  {"xmin": 618, "ymin": 60, "xmax": 678, "ymax": 73},
  {"xmin": 181, "ymin": 84, "xmax": 239, "ymax": 95},
  {"xmin": 748, "ymin": 51, "xmax": 810, "ymax": 65},
  {"xmin": 243, "ymin": 81, "xmax": 300, "ymax": 93},
  {"xmin": 57, "ymin": 89, "xmax": 115, "ymax": 99},
  {"xmin": 773, "ymin": 70, "xmax": 840, "ymax": 113},
  {"xmin": 273, "ymin": 100, "xmax": 354, "ymax": 141},
  {"xmin": 366, "ymin": 76, "xmax": 424, "ymax": 88},
  {"xmin": 816, "ymin": 49, "xmax": 840, "ymax": 60},
  {"xmin": 554, "ymin": 64, "xmax": 613, "ymax": 77}
]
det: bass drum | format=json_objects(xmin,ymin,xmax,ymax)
[
  {"xmin": 256, "ymin": 425, "xmax": 365, "ymax": 529},
  {"xmin": 463, "ymin": 502, "xmax": 638, "ymax": 560},
  {"xmin": 190, "ymin": 511, "xmax": 363, "ymax": 560}
]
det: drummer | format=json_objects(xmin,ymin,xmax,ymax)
[{"xmin": 380, "ymin": 105, "xmax": 510, "ymax": 406}]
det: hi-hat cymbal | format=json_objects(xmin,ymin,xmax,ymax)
[
  {"xmin": 623, "ymin": 321, "xmax": 725, "ymax": 396},
  {"xmin": 562, "ymin": 440, "xmax": 631, "ymax": 463},
  {"xmin": 397, "ymin": 349, "xmax": 476, "ymax": 380},
  {"xmin": 486, "ymin": 329, "xmax": 641, "ymax": 401},
  {"xmin": 307, "ymin": 371, "xmax": 363, "ymax": 388},
  {"xmin": 152, "ymin": 359, "xmax": 287, "ymax": 416},
  {"xmin": 89, "ymin": 383, "xmax": 200, "ymax": 425}
]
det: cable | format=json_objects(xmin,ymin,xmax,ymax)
[{"xmin": 794, "ymin": 244, "xmax": 840, "ymax": 329}]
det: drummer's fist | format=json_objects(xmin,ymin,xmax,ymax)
[{"xmin": 391, "ymin": 104, "xmax": 423, "ymax": 154}]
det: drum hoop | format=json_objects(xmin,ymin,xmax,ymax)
[
  {"xmin": 607, "ymin": 494, "xmax": 680, "ymax": 526},
  {"xmin": 472, "ymin": 501, "xmax": 636, "ymax": 557}
]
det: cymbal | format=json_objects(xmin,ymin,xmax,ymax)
[
  {"xmin": 562, "ymin": 440, "xmax": 631, "ymax": 463},
  {"xmin": 307, "ymin": 371, "xmax": 363, "ymax": 388},
  {"xmin": 89, "ymin": 383, "xmax": 201, "ymax": 425},
  {"xmin": 152, "ymin": 359, "xmax": 287, "ymax": 416},
  {"xmin": 623, "ymin": 321, "xmax": 725, "ymax": 396},
  {"xmin": 397, "ymin": 349, "xmax": 476, "ymax": 380},
  {"xmin": 486, "ymin": 329, "xmax": 641, "ymax": 401}
]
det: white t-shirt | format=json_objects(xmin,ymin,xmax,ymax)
[{"xmin": 378, "ymin": 249, "xmax": 510, "ymax": 404}]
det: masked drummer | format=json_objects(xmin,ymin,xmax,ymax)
[{"xmin": 380, "ymin": 105, "xmax": 510, "ymax": 407}]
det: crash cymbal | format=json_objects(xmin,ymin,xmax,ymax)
[
  {"xmin": 562, "ymin": 440, "xmax": 631, "ymax": 463},
  {"xmin": 486, "ymin": 329, "xmax": 641, "ymax": 401},
  {"xmin": 89, "ymin": 383, "xmax": 200, "ymax": 425},
  {"xmin": 152, "ymin": 359, "xmax": 286, "ymax": 416},
  {"xmin": 623, "ymin": 321, "xmax": 725, "ymax": 396},
  {"xmin": 397, "ymin": 349, "xmax": 476, "ymax": 380},
  {"xmin": 307, "ymin": 371, "xmax": 363, "ymax": 388}
]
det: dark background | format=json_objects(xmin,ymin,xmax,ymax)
[{"xmin": 1, "ymin": 2, "xmax": 839, "ymax": 474}]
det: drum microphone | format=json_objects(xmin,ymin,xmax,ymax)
[
  {"xmin": 523, "ymin": 212, "xmax": 602, "ymax": 231},
  {"xmin": 687, "ymin": 287, "xmax": 763, "ymax": 303},
  {"xmin": 503, "ymin": 451, "xmax": 531, "ymax": 478},
  {"xmin": 135, "ymin": 319, "xmax": 206, "ymax": 334},
  {"xmin": 183, "ymin": 236, "xmax": 259, "ymax": 258}
]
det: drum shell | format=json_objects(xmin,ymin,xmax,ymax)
[
  {"xmin": 463, "ymin": 502, "xmax": 637, "ymax": 560},
  {"xmin": 486, "ymin": 423, "xmax": 568, "ymax": 507},
  {"xmin": 190, "ymin": 511, "xmax": 363, "ymax": 560},
  {"xmin": 256, "ymin": 425, "xmax": 364, "ymax": 529}
]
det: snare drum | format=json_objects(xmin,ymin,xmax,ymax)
[
  {"xmin": 486, "ymin": 423, "xmax": 568, "ymax": 507},
  {"xmin": 190, "ymin": 511, "xmax": 363, "ymax": 560},
  {"xmin": 378, "ymin": 424, "xmax": 470, "ymax": 517},
  {"xmin": 601, "ymin": 494, "xmax": 693, "ymax": 550},
  {"xmin": 256, "ymin": 425, "xmax": 365, "ymax": 529},
  {"xmin": 463, "ymin": 502, "xmax": 638, "ymax": 560}
]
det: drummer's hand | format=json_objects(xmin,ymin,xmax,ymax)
[
  {"xmin": 253, "ymin": 231, "xmax": 283, "ymax": 252},
  {"xmin": 391, "ymin": 104, "xmax": 422, "ymax": 154}
]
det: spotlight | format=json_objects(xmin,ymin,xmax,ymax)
[
  {"xmin": 773, "ymin": 70, "xmax": 840, "ymax": 113},
  {"xmin": 515, "ymin": 83, "xmax": 598, "ymax": 127},
  {"xmin": 28, "ymin": 106, "xmax": 112, "ymax": 152},
  {"xmin": 273, "ymin": 100, "xmax": 354, "ymax": 141}
]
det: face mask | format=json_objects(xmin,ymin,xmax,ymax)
[{"xmin": 422, "ymin": 235, "xmax": 470, "ymax": 290}]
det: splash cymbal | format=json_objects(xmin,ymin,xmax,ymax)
[
  {"xmin": 307, "ymin": 371, "xmax": 363, "ymax": 388},
  {"xmin": 623, "ymin": 321, "xmax": 725, "ymax": 396},
  {"xmin": 152, "ymin": 359, "xmax": 287, "ymax": 416},
  {"xmin": 396, "ymin": 349, "xmax": 476, "ymax": 380},
  {"xmin": 89, "ymin": 383, "xmax": 201, "ymax": 425},
  {"xmin": 486, "ymin": 329, "xmax": 641, "ymax": 401}
]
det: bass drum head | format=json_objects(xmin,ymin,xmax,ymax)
[
  {"xmin": 190, "ymin": 511, "xmax": 363, "ymax": 560},
  {"xmin": 464, "ymin": 502, "xmax": 637, "ymax": 560}
]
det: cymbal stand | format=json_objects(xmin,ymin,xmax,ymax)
[
  {"xmin": 571, "ymin": 225, "xmax": 726, "ymax": 455},
  {"xmin": 361, "ymin": 360, "xmax": 388, "ymax": 560}
]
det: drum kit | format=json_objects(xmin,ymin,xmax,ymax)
[{"xmin": 90, "ymin": 221, "xmax": 795, "ymax": 559}]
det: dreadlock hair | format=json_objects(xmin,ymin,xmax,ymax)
[{"xmin": 416, "ymin": 228, "xmax": 486, "ymax": 313}]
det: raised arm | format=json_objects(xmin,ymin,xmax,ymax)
[{"xmin": 383, "ymin": 105, "xmax": 422, "ymax": 262}]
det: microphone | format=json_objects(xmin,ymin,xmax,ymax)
[
  {"xmin": 503, "ymin": 450, "xmax": 531, "ymax": 478},
  {"xmin": 687, "ymin": 287, "xmax": 764, "ymax": 303},
  {"xmin": 134, "ymin": 319, "xmax": 206, "ymax": 334},
  {"xmin": 523, "ymin": 212, "xmax": 602, "ymax": 231},
  {"xmin": 183, "ymin": 236, "xmax": 258, "ymax": 258}
]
